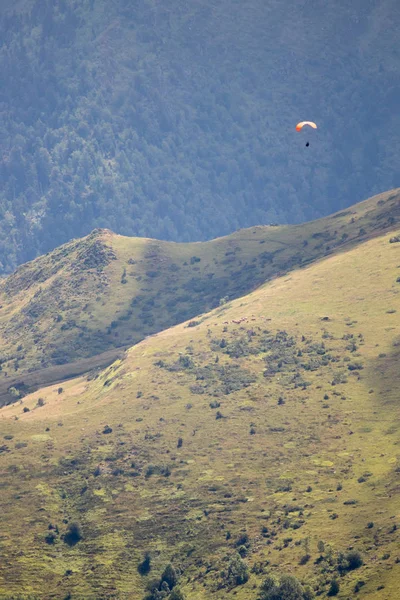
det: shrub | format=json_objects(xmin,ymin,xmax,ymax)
[
  {"xmin": 178, "ymin": 354, "xmax": 194, "ymax": 369},
  {"xmin": 64, "ymin": 522, "xmax": 82, "ymax": 546},
  {"xmin": 260, "ymin": 574, "xmax": 313, "ymax": 599},
  {"xmin": 44, "ymin": 531, "xmax": 57, "ymax": 545},
  {"xmin": 15, "ymin": 441, "xmax": 28, "ymax": 449},
  {"xmin": 338, "ymin": 550, "xmax": 363, "ymax": 573},
  {"xmin": 187, "ymin": 320, "xmax": 200, "ymax": 327},
  {"xmin": 354, "ymin": 580, "xmax": 365, "ymax": 593},
  {"xmin": 145, "ymin": 465, "xmax": 156, "ymax": 478},
  {"xmin": 177, "ymin": 437, "xmax": 183, "ymax": 448},
  {"xmin": 169, "ymin": 589, "xmax": 185, "ymax": 600},
  {"xmin": 235, "ymin": 532, "xmax": 249, "ymax": 547},
  {"xmin": 144, "ymin": 577, "xmax": 161, "ymax": 595},
  {"xmin": 36, "ymin": 397, "xmax": 45, "ymax": 407},
  {"xmin": 189, "ymin": 384, "xmax": 204, "ymax": 394},
  {"xmin": 327, "ymin": 579, "xmax": 340, "ymax": 596},
  {"xmin": 347, "ymin": 362, "xmax": 363, "ymax": 371},
  {"xmin": 346, "ymin": 550, "xmax": 363, "ymax": 570},
  {"xmin": 58, "ymin": 387, "xmax": 63, "ymax": 394},
  {"xmin": 209, "ymin": 400, "xmax": 220, "ymax": 409}
]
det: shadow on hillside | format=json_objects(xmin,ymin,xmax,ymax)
[{"xmin": 0, "ymin": 347, "xmax": 126, "ymax": 408}]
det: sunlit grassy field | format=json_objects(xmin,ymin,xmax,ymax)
[
  {"xmin": 0, "ymin": 189, "xmax": 398, "ymax": 407},
  {"xmin": 1, "ymin": 219, "xmax": 399, "ymax": 598}
]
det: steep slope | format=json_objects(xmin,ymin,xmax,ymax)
[
  {"xmin": 0, "ymin": 189, "xmax": 399, "ymax": 405},
  {"xmin": 1, "ymin": 0, "xmax": 400, "ymax": 271},
  {"xmin": 0, "ymin": 224, "xmax": 399, "ymax": 599}
]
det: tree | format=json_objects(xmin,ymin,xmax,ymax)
[
  {"xmin": 227, "ymin": 553, "xmax": 249, "ymax": 587},
  {"xmin": 143, "ymin": 566, "xmax": 181, "ymax": 600},
  {"xmin": 279, "ymin": 576, "xmax": 308, "ymax": 600},
  {"xmin": 259, "ymin": 575, "xmax": 278, "ymax": 598},
  {"xmin": 160, "ymin": 564, "xmax": 178, "ymax": 590},
  {"xmin": 259, "ymin": 574, "xmax": 314, "ymax": 600},
  {"xmin": 138, "ymin": 552, "xmax": 151, "ymax": 576}
]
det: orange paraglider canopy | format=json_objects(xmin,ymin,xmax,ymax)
[{"xmin": 296, "ymin": 121, "xmax": 317, "ymax": 132}]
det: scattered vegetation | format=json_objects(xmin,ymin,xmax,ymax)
[{"xmin": 0, "ymin": 199, "xmax": 399, "ymax": 598}]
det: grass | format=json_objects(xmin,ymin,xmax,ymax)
[
  {"xmin": 0, "ymin": 207, "xmax": 399, "ymax": 598},
  {"xmin": 0, "ymin": 189, "xmax": 399, "ymax": 407}
]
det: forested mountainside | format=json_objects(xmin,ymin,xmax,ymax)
[
  {"xmin": 0, "ymin": 190, "xmax": 398, "ymax": 406},
  {"xmin": 1, "ymin": 0, "xmax": 400, "ymax": 272},
  {"xmin": 1, "ymin": 217, "xmax": 399, "ymax": 599}
]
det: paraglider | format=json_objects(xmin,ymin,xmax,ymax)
[
  {"xmin": 296, "ymin": 121, "xmax": 317, "ymax": 147},
  {"xmin": 295, "ymin": 121, "xmax": 317, "ymax": 132}
]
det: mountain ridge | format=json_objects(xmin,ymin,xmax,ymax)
[
  {"xmin": 0, "ymin": 189, "xmax": 398, "ymax": 406},
  {"xmin": 0, "ymin": 213, "xmax": 399, "ymax": 598}
]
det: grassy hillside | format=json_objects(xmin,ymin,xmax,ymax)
[
  {"xmin": 0, "ymin": 189, "xmax": 399, "ymax": 406},
  {"xmin": 0, "ymin": 219, "xmax": 399, "ymax": 598},
  {"xmin": 1, "ymin": 0, "xmax": 400, "ymax": 271}
]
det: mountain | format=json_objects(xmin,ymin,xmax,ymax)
[
  {"xmin": 0, "ymin": 195, "xmax": 399, "ymax": 599},
  {"xmin": 1, "ymin": 0, "xmax": 400, "ymax": 272},
  {"xmin": 0, "ymin": 189, "xmax": 398, "ymax": 407}
]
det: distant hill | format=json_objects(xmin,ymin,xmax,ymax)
[
  {"xmin": 0, "ymin": 189, "xmax": 398, "ymax": 405},
  {"xmin": 1, "ymin": 198, "xmax": 399, "ymax": 598},
  {"xmin": 1, "ymin": 0, "xmax": 400, "ymax": 271}
]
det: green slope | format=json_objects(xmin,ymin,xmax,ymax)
[
  {"xmin": 0, "ymin": 219, "xmax": 399, "ymax": 598},
  {"xmin": 0, "ymin": 189, "xmax": 399, "ymax": 406}
]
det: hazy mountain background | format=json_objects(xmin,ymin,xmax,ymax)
[{"xmin": 1, "ymin": 0, "xmax": 399, "ymax": 272}]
